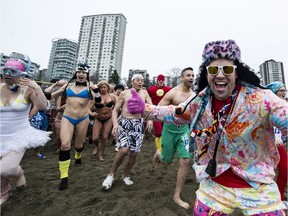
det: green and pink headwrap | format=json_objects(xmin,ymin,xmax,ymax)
[{"xmin": 265, "ymin": 82, "xmax": 285, "ymax": 94}]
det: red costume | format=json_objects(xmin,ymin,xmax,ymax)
[{"xmin": 147, "ymin": 74, "xmax": 171, "ymax": 137}]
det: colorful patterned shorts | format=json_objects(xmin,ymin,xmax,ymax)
[{"xmin": 194, "ymin": 178, "xmax": 287, "ymax": 215}]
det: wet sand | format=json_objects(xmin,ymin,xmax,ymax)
[{"xmin": 1, "ymin": 134, "xmax": 243, "ymax": 216}]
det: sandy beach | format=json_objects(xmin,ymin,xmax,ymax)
[{"xmin": 1, "ymin": 133, "xmax": 245, "ymax": 216}]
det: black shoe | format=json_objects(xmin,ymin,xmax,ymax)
[
  {"xmin": 75, "ymin": 158, "xmax": 82, "ymax": 164},
  {"xmin": 59, "ymin": 178, "xmax": 68, "ymax": 190}
]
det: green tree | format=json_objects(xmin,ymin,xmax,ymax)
[{"xmin": 108, "ymin": 70, "xmax": 120, "ymax": 84}]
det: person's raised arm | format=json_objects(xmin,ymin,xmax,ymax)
[
  {"xmin": 20, "ymin": 78, "xmax": 48, "ymax": 111},
  {"xmin": 50, "ymin": 84, "xmax": 68, "ymax": 99},
  {"xmin": 44, "ymin": 82, "xmax": 58, "ymax": 93}
]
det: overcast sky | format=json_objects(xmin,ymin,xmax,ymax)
[{"xmin": 1, "ymin": 0, "xmax": 287, "ymax": 83}]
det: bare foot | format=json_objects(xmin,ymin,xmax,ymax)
[
  {"xmin": 91, "ymin": 148, "xmax": 98, "ymax": 156},
  {"xmin": 98, "ymin": 156, "xmax": 105, "ymax": 161},
  {"xmin": 173, "ymin": 197, "xmax": 190, "ymax": 209},
  {"xmin": 152, "ymin": 151, "xmax": 160, "ymax": 169}
]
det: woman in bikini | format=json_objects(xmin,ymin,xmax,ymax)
[
  {"xmin": 91, "ymin": 80, "xmax": 116, "ymax": 161},
  {"xmin": 49, "ymin": 63, "xmax": 101, "ymax": 190}
]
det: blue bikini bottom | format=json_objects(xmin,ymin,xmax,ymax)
[{"xmin": 63, "ymin": 115, "xmax": 89, "ymax": 126}]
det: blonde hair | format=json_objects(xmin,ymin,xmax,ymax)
[{"xmin": 97, "ymin": 80, "xmax": 110, "ymax": 92}]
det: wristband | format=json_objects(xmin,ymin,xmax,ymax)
[
  {"xmin": 44, "ymin": 92, "xmax": 52, "ymax": 100},
  {"xmin": 92, "ymin": 88, "xmax": 99, "ymax": 93}
]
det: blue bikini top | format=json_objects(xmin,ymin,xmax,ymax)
[{"xmin": 66, "ymin": 88, "xmax": 90, "ymax": 99}]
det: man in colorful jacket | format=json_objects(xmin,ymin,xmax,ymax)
[{"xmin": 127, "ymin": 39, "xmax": 287, "ymax": 215}]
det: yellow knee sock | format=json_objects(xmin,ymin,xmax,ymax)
[
  {"xmin": 74, "ymin": 147, "xmax": 84, "ymax": 160},
  {"xmin": 75, "ymin": 151, "xmax": 82, "ymax": 160},
  {"xmin": 59, "ymin": 159, "xmax": 71, "ymax": 179},
  {"xmin": 155, "ymin": 137, "xmax": 162, "ymax": 152}
]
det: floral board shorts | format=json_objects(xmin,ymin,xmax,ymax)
[{"xmin": 194, "ymin": 178, "xmax": 287, "ymax": 215}]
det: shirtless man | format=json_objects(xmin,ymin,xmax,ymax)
[
  {"xmin": 152, "ymin": 67, "xmax": 195, "ymax": 209},
  {"xmin": 102, "ymin": 74, "xmax": 153, "ymax": 190}
]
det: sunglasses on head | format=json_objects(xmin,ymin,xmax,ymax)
[{"xmin": 206, "ymin": 65, "xmax": 237, "ymax": 76}]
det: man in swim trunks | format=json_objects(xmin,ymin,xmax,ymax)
[
  {"xmin": 152, "ymin": 67, "xmax": 195, "ymax": 209},
  {"xmin": 102, "ymin": 74, "xmax": 153, "ymax": 190}
]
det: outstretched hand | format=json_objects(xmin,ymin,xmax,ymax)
[{"xmin": 127, "ymin": 88, "xmax": 145, "ymax": 114}]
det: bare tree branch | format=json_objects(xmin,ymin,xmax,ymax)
[{"xmin": 167, "ymin": 67, "xmax": 181, "ymax": 87}]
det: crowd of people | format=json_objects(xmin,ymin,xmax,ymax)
[{"xmin": 1, "ymin": 39, "xmax": 287, "ymax": 215}]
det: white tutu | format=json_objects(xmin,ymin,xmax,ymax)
[
  {"xmin": 0, "ymin": 98, "xmax": 51, "ymax": 157},
  {"xmin": 0, "ymin": 127, "xmax": 51, "ymax": 157}
]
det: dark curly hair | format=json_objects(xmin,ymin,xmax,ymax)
[{"xmin": 194, "ymin": 59, "xmax": 263, "ymax": 94}]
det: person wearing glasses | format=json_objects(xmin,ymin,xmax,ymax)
[
  {"xmin": 265, "ymin": 82, "xmax": 287, "ymax": 201},
  {"xmin": 126, "ymin": 40, "xmax": 287, "ymax": 215},
  {"xmin": 0, "ymin": 57, "xmax": 50, "ymax": 205},
  {"xmin": 48, "ymin": 63, "xmax": 101, "ymax": 191}
]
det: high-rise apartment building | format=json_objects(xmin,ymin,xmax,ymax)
[
  {"xmin": 259, "ymin": 59, "xmax": 285, "ymax": 85},
  {"xmin": 47, "ymin": 38, "xmax": 78, "ymax": 81},
  {"xmin": 77, "ymin": 14, "xmax": 127, "ymax": 81}
]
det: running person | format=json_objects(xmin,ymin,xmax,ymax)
[
  {"xmin": 49, "ymin": 63, "xmax": 101, "ymax": 190},
  {"xmin": 127, "ymin": 40, "xmax": 287, "ymax": 215},
  {"xmin": 102, "ymin": 74, "xmax": 153, "ymax": 190},
  {"xmin": 90, "ymin": 80, "xmax": 116, "ymax": 161},
  {"xmin": 147, "ymin": 74, "xmax": 172, "ymax": 151},
  {"xmin": 152, "ymin": 67, "xmax": 195, "ymax": 209},
  {"xmin": 0, "ymin": 57, "xmax": 50, "ymax": 205}
]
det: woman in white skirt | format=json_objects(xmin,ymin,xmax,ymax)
[{"xmin": 0, "ymin": 57, "xmax": 51, "ymax": 205}]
